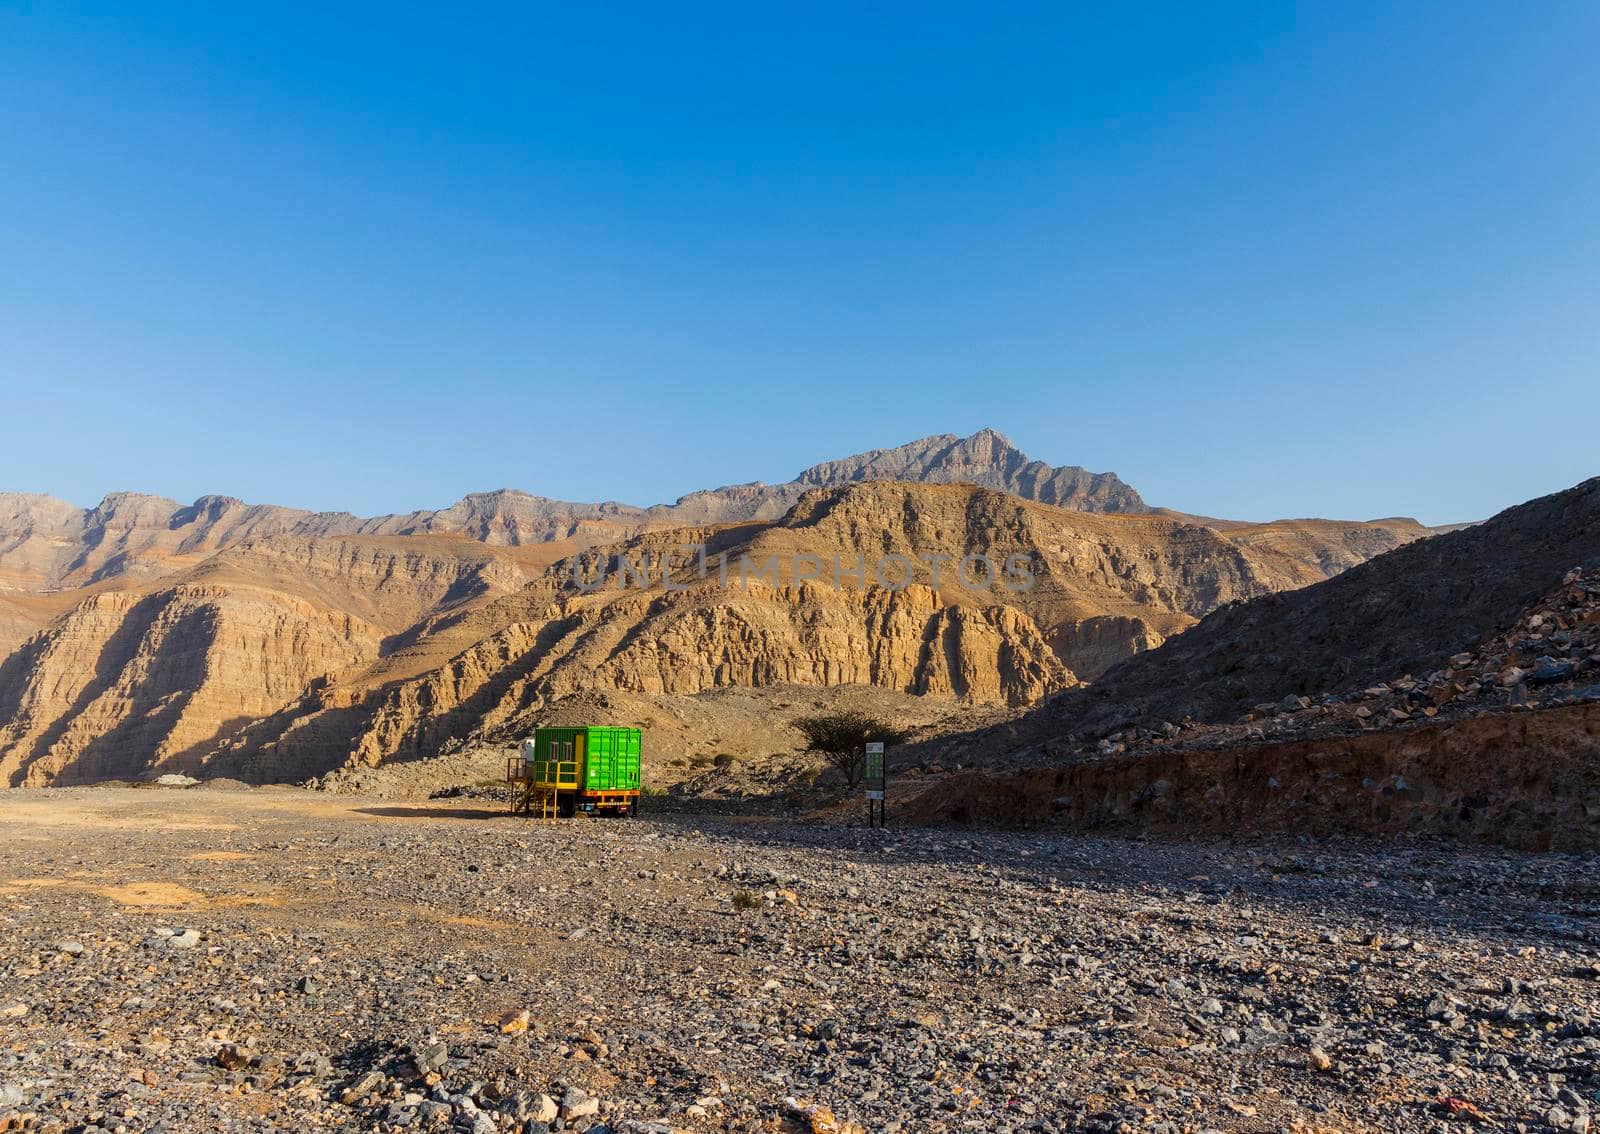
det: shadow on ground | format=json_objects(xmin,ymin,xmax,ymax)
[{"xmin": 352, "ymin": 805, "xmax": 507, "ymax": 821}]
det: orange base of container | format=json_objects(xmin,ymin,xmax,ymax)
[{"xmin": 575, "ymin": 790, "xmax": 640, "ymax": 816}]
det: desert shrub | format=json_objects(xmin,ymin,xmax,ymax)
[{"xmin": 791, "ymin": 711, "xmax": 911, "ymax": 787}]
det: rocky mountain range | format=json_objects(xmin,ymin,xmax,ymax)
[
  {"xmin": 0, "ymin": 430, "xmax": 1435, "ymax": 786},
  {"xmin": 0, "ymin": 430, "xmax": 1139, "ymax": 598}
]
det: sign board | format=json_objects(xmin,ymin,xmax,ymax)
[
  {"xmin": 863, "ymin": 741, "xmax": 885, "ymax": 788},
  {"xmin": 863, "ymin": 740, "xmax": 887, "ymax": 826}
]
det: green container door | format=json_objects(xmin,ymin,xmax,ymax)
[
  {"xmin": 581, "ymin": 726, "xmax": 641, "ymax": 791},
  {"xmin": 611, "ymin": 727, "xmax": 639, "ymax": 790},
  {"xmin": 584, "ymin": 729, "xmax": 608, "ymax": 791}
]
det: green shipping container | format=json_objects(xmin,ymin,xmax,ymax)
[{"xmin": 526, "ymin": 726, "xmax": 641, "ymax": 793}]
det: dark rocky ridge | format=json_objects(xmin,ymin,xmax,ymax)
[{"xmin": 1003, "ymin": 475, "xmax": 1600, "ymax": 743}]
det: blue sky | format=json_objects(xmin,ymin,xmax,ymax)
[{"xmin": 1, "ymin": 3, "xmax": 1595, "ymax": 525}]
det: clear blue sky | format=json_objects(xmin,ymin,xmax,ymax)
[{"xmin": 2, "ymin": 3, "xmax": 1595, "ymax": 525}]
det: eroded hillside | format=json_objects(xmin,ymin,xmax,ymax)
[
  {"xmin": 1000, "ymin": 475, "xmax": 1600, "ymax": 744},
  {"xmin": 0, "ymin": 536, "xmax": 529, "ymax": 786}
]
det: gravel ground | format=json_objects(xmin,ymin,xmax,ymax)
[{"xmin": 3, "ymin": 788, "xmax": 1600, "ymax": 1134}]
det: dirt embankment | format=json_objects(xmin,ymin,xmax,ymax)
[{"xmin": 904, "ymin": 701, "xmax": 1600, "ymax": 850}]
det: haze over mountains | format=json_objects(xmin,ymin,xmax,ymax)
[{"xmin": 0, "ymin": 430, "xmax": 1439, "ymax": 786}]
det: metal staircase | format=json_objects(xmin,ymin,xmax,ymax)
[{"xmin": 507, "ymin": 754, "xmax": 571, "ymax": 820}]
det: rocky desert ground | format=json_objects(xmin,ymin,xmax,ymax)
[{"xmin": 5, "ymin": 786, "xmax": 1600, "ymax": 1134}]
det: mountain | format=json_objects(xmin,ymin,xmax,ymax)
[
  {"xmin": 0, "ymin": 535, "xmax": 530, "ymax": 786},
  {"xmin": 794, "ymin": 428, "xmax": 1146, "ymax": 511},
  {"xmin": 0, "ymin": 431, "xmax": 1143, "ymax": 653},
  {"xmin": 0, "ymin": 490, "xmax": 362, "ymax": 596},
  {"xmin": 300, "ymin": 485, "xmax": 1419, "ymax": 780},
  {"xmin": 649, "ymin": 428, "xmax": 1144, "ymax": 524},
  {"xmin": 0, "ymin": 469, "xmax": 1432, "ymax": 786},
  {"xmin": 983, "ymin": 475, "xmax": 1600, "ymax": 747},
  {"xmin": 0, "ymin": 431, "xmax": 1139, "ymax": 589}
]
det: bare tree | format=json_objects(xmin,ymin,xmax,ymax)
[{"xmin": 791, "ymin": 711, "xmax": 911, "ymax": 788}]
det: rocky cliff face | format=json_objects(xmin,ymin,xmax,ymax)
[
  {"xmin": 316, "ymin": 581, "xmax": 1071, "ymax": 776},
  {"xmin": 0, "ymin": 536, "xmax": 529, "ymax": 786},
  {"xmin": 0, "ymin": 585, "xmax": 379, "ymax": 786}
]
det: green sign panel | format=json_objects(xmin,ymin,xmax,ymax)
[{"xmin": 864, "ymin": 741, "xmax": 885, "ymax": 795}]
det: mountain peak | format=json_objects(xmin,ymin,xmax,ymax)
[
  {"xmin": 794, "ymin": 430, "xmax": 1145, "ymax": 513},
  {"xmin": 966, "ymin": 426, "xmax": 1017, "ymax": 447}
]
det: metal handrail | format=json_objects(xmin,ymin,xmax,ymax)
[{"xmin": 523, "ymin": 759, "xmax": 578, "ymax": 788}]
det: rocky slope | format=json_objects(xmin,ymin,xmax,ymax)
[
  {"xmin": 1099, "ymin": 564, "xmax": 1600, "ymax": 757},
  {"xmin": 904, "ymin": 697, "xmax": 1600, "ymax": 850},
  {"xmin": 0, "ymin": 536, "xmax": 530, "ymax": 786},
  {"xmin": 905, "ymin": 563, "xmax": 1600, "ymax": 845},
  {"xmin": 999, "ymin": 475, "xmax": 1600, "ymax": 743}
]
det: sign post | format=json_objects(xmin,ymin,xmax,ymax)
[{"xmin": 863, "ymin": 741, "xmax": 886, "ymax": 828}]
